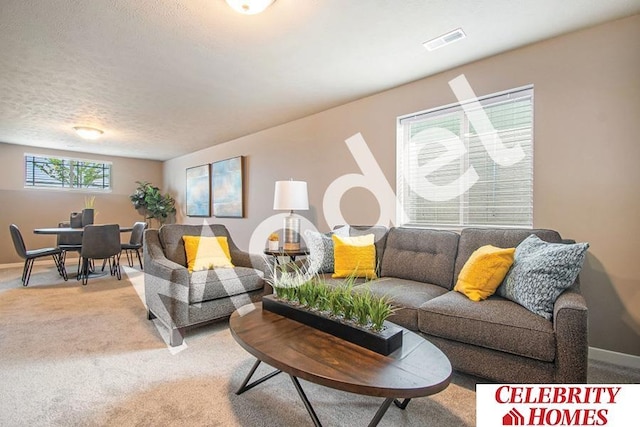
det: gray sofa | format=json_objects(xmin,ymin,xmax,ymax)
[
  {"xmin": 144, "ymin": 224, "xmax": 268, "ymax": 346},
  {"xmin": 309, "ymin": 225, "xmax": 588, "ymax": 384}
]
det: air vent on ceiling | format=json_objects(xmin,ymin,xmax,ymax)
[{"xmin": 423, "ymin": 28, "xmax": 466, "ymax": 51}]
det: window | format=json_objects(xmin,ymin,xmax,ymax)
[
  {"xmin": 397, "ymin": 86, "xmax": 533, "ymax": 228},
  {"xmin": 24, "ymin": 154, "xmax": 112, "ymax": 190}
]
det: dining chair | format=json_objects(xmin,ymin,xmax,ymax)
[
  {"xmin": 121, "ymin": 221, "xmax": 147, "ymax": 269},
  {"xmin": 56, "ymin": 221, "xmax": 83, "ymax": 275},
  {"xmin": 79, "ymin": 224, "xmax": 121, "ymax": 286},
  {"xmin": 9, "ymin": 224, "xmax": 68, "ymax": 286}
]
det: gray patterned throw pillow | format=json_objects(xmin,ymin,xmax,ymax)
[
  {"xmin": 498, "ymin": 234, "xmax": 589, "ymax": 320},
  {"xmin": 304, "ymin": 226, "xmax": 349, "ymax": 274}
]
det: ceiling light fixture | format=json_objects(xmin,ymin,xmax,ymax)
[
  {"xmin": 423, "ymin": 28, "xmax": 466, "ymax": 51},
  {"xmin": 225, "ymin": 0, "xmax": 275, "ymax": 15},
  {"xmin": 73, "ymin": 126, "xmax": 104, "ymax": 140}
]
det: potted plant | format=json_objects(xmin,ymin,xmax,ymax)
[
  {"xmin": 268, "ymin": 232, "xmax": 280, "ymax": 251},
  {"xmin": 82, "ymin": 196, "xmax": 96, "ymax": 226},
  {"xmin": 264, "ymin": 266, "xmax": 402, "ymax": 355},
  {"xmin": 130, "ymin": 181, "xmax": 176, "ymax": 227}
]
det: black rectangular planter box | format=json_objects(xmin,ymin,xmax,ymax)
[{"xmin": 262, "ymin": 294, "xmax": 403, "ymax": 356}]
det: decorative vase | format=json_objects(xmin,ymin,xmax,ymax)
[
  {"xmin": 81, "ymin": 208, "xmax": 95, "ymax": 226},
  {"xmin": 262, "ymin": 294, "xmax": 403, "ymax": 356},
  {"xmin": 268, "ymin": 240, "xmax": 280, "ymax": 251},
  {"xmin": 70, "ymin": 212, "xmax": 83, "ymax": 228}
]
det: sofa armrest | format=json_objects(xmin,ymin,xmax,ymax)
[
  {"xmin": 143, "ymin": 229, "xmax": 191, "ymax": 328},
  {"xmin": 552, "ymin": 286, "xmax": 588, "ymax": 383}
]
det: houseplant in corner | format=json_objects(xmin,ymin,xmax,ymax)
[{"xmin": 130, "ymin": 181, "xmax": 176, "ymax": 227}]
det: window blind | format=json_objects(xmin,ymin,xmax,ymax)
[{"xmin": 397, "ymin": 86, "xmax": 533, "ymax": 228}]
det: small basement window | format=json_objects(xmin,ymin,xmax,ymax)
[{"xmin": 24, "ymin": 154, "xmax": 112, "ymax": 191}]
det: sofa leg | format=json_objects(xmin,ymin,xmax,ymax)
[
  {"xmin": 169, "ymin": 328, "xmax": 184, "ymax": 347},
  {"xmin": 147, "ymin": 309, "xmax": 156, "ymax": 320}
]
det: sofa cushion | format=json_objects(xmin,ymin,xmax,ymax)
[
  {"xmin": 189, "ymin": 267, "xmax": 264, "ymax": 304},
  {"xmin": 454, "ymin": 245, "xmax": 515, "ymax": 301},
  {"xmin": 498, "ymin": 235, "xmax": 589, "ymax": 320},
  {"xmin": 380, "ymin": 227, "xmax": 459, "ymax": 289},
  {"xmin": 453, "ymin": 228, "xmax": 563, "ymax": 282},
  {"xmin": 183, "ymin": 235, "xmax": 233, "ymax": 272},
  {"xmin": 159, "ymin": 224, "xmax": 234, "ymax": 267},
  {"xmin": 304, "ymin": 225, "xmax": 350, "ymax": 274},
  {"xmin": 332, "ymin": 234, "xmax": 377, "ymax": 279},
  {"xmin": 343, "ymin": 225, "xmax": 389, "ymax": 274},
  {"xmin": 418, "ymin": 291, "xmax": 556, "ymax": 362},
  {"xmin": 355, "ymin": 277, "xmax": 448, "ymax": 331}
]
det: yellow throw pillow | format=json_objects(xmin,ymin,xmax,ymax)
[
  {"xmin": 454, "ymin": 245, "xmax": 515, "ymax": 301},
  {"xmin": 183, "ymin": 235, "xmax": 234, "ymax": 272},
  {"xmin": 332, "ymin": 234, "xmax": 377, "ymax": 279}
]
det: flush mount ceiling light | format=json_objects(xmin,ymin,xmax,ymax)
[
  {"xmin": 423, "ymin": 28, "xmax": 466, "ymax": 51},
  {"xmin": 73, "ymin": 126, "xmax": 104, "ymax": 140},
  {"xmin": 225, "ymin": 0, "xmax": 275, "ymax": 15}
]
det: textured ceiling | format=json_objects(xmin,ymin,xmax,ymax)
[{"xmin": 1, "ymin": 0, "xmax": 638, "ymax": 161}]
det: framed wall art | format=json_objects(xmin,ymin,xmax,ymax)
[
  {"xmin": 212, "ymin": 156, "xmax": 244, "ymax": 218},
  {"xmin": 186, "ymin": 164, "xmax": 211, "ymax": 217}
]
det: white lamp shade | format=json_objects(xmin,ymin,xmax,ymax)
[{"xmin": 273, "ymin": 181, "xmax": 309, "ymax": 211}]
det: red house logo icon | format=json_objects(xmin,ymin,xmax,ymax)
[{"xmin": 503, "ymin": 408, "xmax": 525, "ymax": 425}]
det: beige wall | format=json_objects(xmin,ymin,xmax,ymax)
[
  {"xmin": 0, "ymin": 142, "xmax": 163, "ymax": 264},
  {"xmin": 164, "ymin": 15, "xmax": 640, "ymax": 356}
]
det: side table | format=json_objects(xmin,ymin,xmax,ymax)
[{"xmin": 263, "ymin": 247, "xmax": 309, "ymax": 265}]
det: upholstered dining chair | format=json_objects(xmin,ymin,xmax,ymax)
[
  {"xmin": 79, "ymin": 224, "xmax": 121, "ymax": 286},
  {"xmin": 9, "ymin": 224, "xmax": 68, "ymax": 286},
  {"xmin": 121, "ymin": 221, "xmax": 147, "ymax": 269},
  {"xmin": 56, "ymin": 221, "xmax": 83, "ymax": 275}
]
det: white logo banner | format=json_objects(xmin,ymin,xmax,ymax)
[{"xmin": 477, "ymin": 384, "xmax": 639, "ymax": 426}]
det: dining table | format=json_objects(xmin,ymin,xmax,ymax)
[
  {"xmin": 33, "ymin": 225, "xmax": 135, "ymax": 280},
  {"xmin": 33, "ymin": 226, "xmax": 133, "ymax": 235}
]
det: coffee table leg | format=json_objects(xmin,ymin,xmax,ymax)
[
  {"xmin": 368, "ymin": 398, "xmax": 394, "ymax": 427},
  {"xmin": 290, "ymin": 375, "xmax": 322, "ymax": 427},
  {"xmin": 236, "ymin": 359, "xmax": 282, "ymax": 395},
  {"xmin": 394, "ymin": 398, "xmax": 411, "ymax": 409},
  {"xmin": 238, "ymin": 361, "xmax": 409, "ymax": 427}
]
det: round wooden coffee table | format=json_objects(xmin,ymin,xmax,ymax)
[{"xmin": 229, "ymin": 302, "xmax": 452, "ymax": 427}]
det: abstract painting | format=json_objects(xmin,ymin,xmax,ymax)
[
  {"xmin": 212, "ymin": 156, "xmax": 244, "ymax": 218},
  {"xmin": 186, "ymin": 164, "xmax": 210, "ymax": 217}
]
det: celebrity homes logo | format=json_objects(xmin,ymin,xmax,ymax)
[{"xmin": 477, "ymin": 384, "xmax": 639, "ymax": 426}]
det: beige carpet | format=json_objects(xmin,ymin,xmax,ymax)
[{"xmin": 0, "ymin": 263, "xmax": 637, "ymax": 426}]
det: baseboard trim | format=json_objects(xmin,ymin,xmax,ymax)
[
  {"xmin": 589, "ymin": 347, "xmax": 640, "ymax": 370},
  {"xmin": 0, "ymin": 261, "xmax": 26, "ymax": 269}
]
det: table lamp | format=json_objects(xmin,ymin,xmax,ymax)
[{"xmin": 273, "ymin": 180, "xmax": 308, "ymax": 251}]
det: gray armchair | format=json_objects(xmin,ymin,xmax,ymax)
[{"xmin": 144, "ymin": 224, "xmax": 268, "ymax": 346}]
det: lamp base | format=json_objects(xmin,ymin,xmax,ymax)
[
  {"xmin": 283, "ymin": 242, "xmax": 300, "ymax": 251},
  {"xmin": 283, "ymin": 213, "xmax": 300, "ymax": 252}
]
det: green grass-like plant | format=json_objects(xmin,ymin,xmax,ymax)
[
  {"xmin": 267, "ymin": 265, "xmax": 396, "ymax": 333},
  {"xmin": 267, "ymin": 261, "xmax": 312, "ymax": 302},
  {"xmin": 315, "ymin": 283, "xmax": 331, "ymax": 312},
  {"xmin": 352, "ymin": 291, "xmax": 372, "ymax": 326},
  {"xmin": 369, "ymin": 295, "xmax": 396, "ymax": 332}
]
